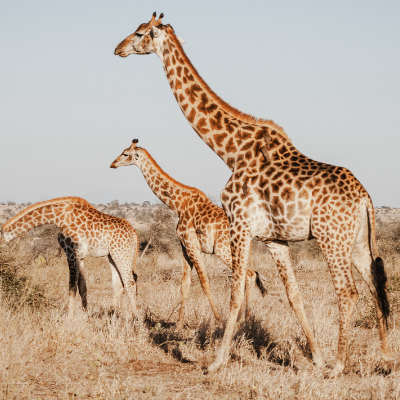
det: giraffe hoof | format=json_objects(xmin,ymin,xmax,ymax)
[
  {"xmin": 312, "ymin": 354, "xmax": 325, "ymax": 370},
  {"xmin": 326, "ymin": 364, "xmax": 344, "ymax": 379},
  {"xmin": 381, "ymin": 352, "xmax": 396, "ymax": 363},
  {"xmin": 207, "ymin": 360, "xmax": 222, "ymax": 373},
  {"xmin": 207, "ymin": 351, "xmax": 228, "ymax": 373},
  {"xmin": 214, "ymin": 318, "xmax": 223, "ymax": 327},
  {"xmin": 175, "ymin": 322, "xmax": 184, "ymax": 331}
]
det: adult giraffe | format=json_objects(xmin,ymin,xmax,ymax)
[{"xmin": 114, "ymin": 12, "xmax": 393, "ymax": 375}]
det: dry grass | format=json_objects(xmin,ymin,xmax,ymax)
[{"xmin": 1, "ymin": 212, "xmax": 400, "ymax": 399}]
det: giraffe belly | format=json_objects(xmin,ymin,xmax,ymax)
[
  {"xmin": 88, "ymin": 247, "xmax": 109, "ymax": 258},
  {"xmin": 248, "ymin": 201, "xmax": 311, "ymax": 241},
  {"xmin": 77, "ymin": 239, "xmax": 109, "ymax": 258}
]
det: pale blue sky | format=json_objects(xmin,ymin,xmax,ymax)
[{"xmin": 1, "ymin": 0, "xmax": 399, "ymax": 206}]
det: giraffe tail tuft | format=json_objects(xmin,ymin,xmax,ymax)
[
  {"xmin": 255, "ymin": 272, "xmax": 268, "ymax": 297},
  {"xmin": 371, "ymin": 257, "xmax": 390, "ymax": 328}
]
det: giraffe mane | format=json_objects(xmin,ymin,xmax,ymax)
[
  {"xmin": 3, "ymin": 197, "xmax": 91, "ymax": 230},
  {"xmin": 140, "ymin": 149, "xmax": 207, "ymax": 198},
  {"xmin": 169, "ymin": 33, "xmax": 289, "ymax": 140}
]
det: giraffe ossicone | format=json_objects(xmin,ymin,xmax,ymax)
[
  {"xmin": 2, "ymin": 197, "xmax": 139, "ymax": 318},
  {"xmin": 115, "ymin": 13, "xmax": 394, "ymax": 375},
  {"xmin": 111, "ymin": 139, "xmax": 268, "ymax": 326}
]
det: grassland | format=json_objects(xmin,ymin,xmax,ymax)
[{"xmin": 0, "ymin": 203, "xmax": 399, "ymax": 399}]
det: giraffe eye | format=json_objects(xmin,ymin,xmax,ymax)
[
  {"xmin": 135, "ymin": 33, "xmax": 143, "ymax": 38},
  {"xmin": 123, "ymin": 154, "xmax": 129, "ymax": 157}
]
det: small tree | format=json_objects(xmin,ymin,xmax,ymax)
[{"xmin": 140, "ymin": 206, "xmax": 178, "ymax": 258}]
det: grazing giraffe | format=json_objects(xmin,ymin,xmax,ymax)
[
  {"xmin": 114, "ymin": 13, "xmax": 393, "ymax": 375},
  {"xmin": 1, "ymin": 197, "xmax": 139, "ymax": 317},
  {"xmin": 110, "ymin": 139, "xmax": 267, "ymax": 327}
]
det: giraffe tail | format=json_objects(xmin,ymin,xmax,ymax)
[
  {"xmin": 254, "ymin": 271, "xmax": 268, "ymax": 297},
  {"xmin": 365, "ymin": 196, "xmax": 390, "ymax": 327}
]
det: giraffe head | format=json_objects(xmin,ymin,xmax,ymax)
[
  {"xmin": 110, "ymin": 139, "xmax": 145, "ymax": 169},
  {"xmin": 114, "ymin": 12, "xmax": 184, "ymax": 58},
  {"xmin": 1, "ymin": 227, "xmax": 16, "ymax": 242}
]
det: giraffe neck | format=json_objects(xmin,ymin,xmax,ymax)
[
  {"xmin": 156, "ymin": 33, "xmax": 293, "ymax": 170},
  {"xmin": 137, "ymin": 149, "xmax": 204, "ymax": 215},
  {"xmin": 2, "ymin": 197, "xmax": 90, "ymax": 240},
  {"xmin": 3, "ymin": 205, "xmax": 61, "ymax": 240}
]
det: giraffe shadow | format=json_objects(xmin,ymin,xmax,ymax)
[
  {"xmin": 195, "ymin": 315, "xmax": 302, "ymax": 369},
  {"xmin": 89, "ymin": 307, "xmax": 139, "ymax": 324},
  {"xmin": 90, "ymin": 307, "xmax": 123, "ymax": 319},
  {"xmin": 144, "ymin": 309, "xmax": 194, "ymax": 363},
  {"xmin": 294, "ymin": 336, "xmax": 313, "ymax": 361},
  {"xmin": 234, "ymin": 315, "xmax": 301, "ymax": 370},
  {"xmin": 143, "ymin": 310, "xmax": 303, "ymax": 369}
]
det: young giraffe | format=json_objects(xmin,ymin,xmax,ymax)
[
  {"xmin": 1, "ymin": 197, "xmax": 139, "ymax": 317},
  {"xmin": 110, "ymin": 139, "xmax": 267, "ymax": 327},
  {"xmin": 114, "ymin": 13, "xmax": 393, "ymax": 375}
]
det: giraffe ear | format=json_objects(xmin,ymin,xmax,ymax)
[
  {"xmin": 177, "ymin": 36, "xmax": 185, "ymax": 45},
  {"xmin": 152, "ymin": 25, "xmax": 162, "ymax": 38}
]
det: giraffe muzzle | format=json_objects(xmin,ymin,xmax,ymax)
[{"xmin": 114, "ymin": 47, "xmax": 128, "ymax": 57}]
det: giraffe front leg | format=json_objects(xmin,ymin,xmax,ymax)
[
  {"xmin": 177, "ymin": 247, "xmax": 192, "ymax": 328},
  {"xmin": 66, "ymin": 253, "xmax": 80, "ymax": 318},
  {"xmin": 59, "ymin": 235, "xmax": 80, "ymax": 318},
  {"xmin": 265, "ymin": 240, "xmax": 324, "ymax": 369},
  {"xmin": 208, "ymin": 225, "xmax": 251, "ymax": 373},
  {"xmin": 180, "ymin": 237, "xmax": 222, "ymax": 323}
]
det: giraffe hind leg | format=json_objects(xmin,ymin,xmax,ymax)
[
  {"xmin": 316, "ymin": 234, "xmax": 359, "ymax": 376},
  {"xmin": 108, "ymin": 255, "xmax": 124, "ymax": 310},
  {"xmin": 177, "ymin": 251, "xmax": 192, "ymax": 328},
  {"xmin": 181, "ymin": 239, "xmax": 222, "ymax": 323},
  {"xmin": 351, "ymin": 208, "xmax": 393, "ymax": 362},
  {"xmin": 109, "ymin": 251, "xmax": 137, "ymax": 317},
  {"xmin": 265, "ymin": 240, "xmax": 324, "ymax": 369}
]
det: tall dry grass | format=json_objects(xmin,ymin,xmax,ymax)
[{"xmin": 0, "ymin": 213, "xmax": 400, "ymax": 399}]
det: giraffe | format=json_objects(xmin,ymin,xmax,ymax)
[
  {"xmin": 114, "ymin": 13, "xmax": 393, "ymax": 375},
  {"xmin": 110, "ymin": 139, "xmax": 267, "ymax": 327},
  {"xmin": 1, "ymin": 197, "xmax": 139, "ymax": 317}
]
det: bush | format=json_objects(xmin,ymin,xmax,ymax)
[
  {"xmin": 0, "ymin": 247, "xmax": 48, "ymax": 308},
  {"xmin": 135, "ymin": 207, "xmax": 154, "ymax": 223},
  {"xmin": 138, "ymin": 206, "xmax": 180, "ymax": 257},
  {"xmin": 375, "ymin": 219, "xmax": 400, "ymax": 259},
  {"xmin": 102, "ymin": 200, "xmax": 128, "ymax": 219},
  {"xmin": 29, "ymin": 224, "xmax": 61, "ymax": 259}
]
